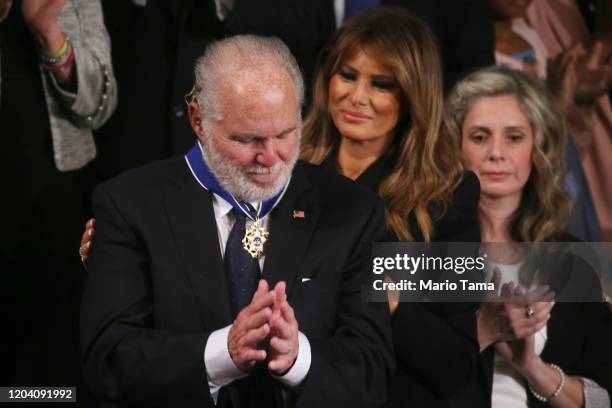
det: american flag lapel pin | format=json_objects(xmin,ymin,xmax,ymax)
[{"xmin": 292, "ymin": 210, "xmax": 305, "ymax": 219}]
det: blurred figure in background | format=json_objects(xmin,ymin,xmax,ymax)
[
  {"xmin": 525, "ymin": 0, "xmax": 612, "ymax": 242},
  {"xmin": 489, "ymin": 0, "xmax": 605, "ymax": 242},
  {"xmin": 0, "ymin": 0, "xmax": 116, "ymax": 400}
]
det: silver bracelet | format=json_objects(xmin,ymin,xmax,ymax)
[{"xmin": 528, "ymin": 363, "xmax": 566, "ymax": 402}]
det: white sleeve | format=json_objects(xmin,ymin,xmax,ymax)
[
  {"xmin": 272, "ymin": 331, "xmax": 312, "ymax": 387},
  {"xmin": 204, "ymin": 325, "xmax": 248, "ymax": 403},
  {"xmin": 582, "ymin": 377, "xmax": 611, "ymax": 408}
]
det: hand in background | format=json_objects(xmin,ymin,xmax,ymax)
[
  {"xmin": 21, "ymin": 0, "xmax": 66, "ymax": 51},
  {"xmin": 79, "ymin": 218, "xmax": 95, "ymax": 268},
  {"xmin": 22, "ymin": 0, "xmax": 75, "ymax": 85},
  {"xmin": 21, "ymin": 0, "xmax": 64, "ymax": 34},
  {"xmin": 0, "ymin": 0, "xmax": 12, "ymax": 22},
  {"xmin": 574, "ymin": 41, "xmax": 612, "ymax": 105},
  {"xmin": 547, "ymin": 45, "xmax": 580, "ymax": 114}
]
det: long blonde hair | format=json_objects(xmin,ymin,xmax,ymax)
[
  {"xmin": 445, "ymin": 66, "xmax": 571, "ymax": 241},
  {"xmin": 301, "ymin": 7, "xmax": 463, "ymax": 241}
]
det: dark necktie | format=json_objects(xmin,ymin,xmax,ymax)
[
  {"xmin": 224, "ymin": 206, "xmax": 260, "ymax": 319},
  {"xmin": 221, "ymin": 207, "xmax": 277, "ymax": 408},
  {"xmin": 344, "ymin": 0, "xmax": 380, "ymax": 20}
]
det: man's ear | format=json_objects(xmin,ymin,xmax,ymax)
[{"xmin": 187, "ymin": 100, "xmax": 205, "ymax": 138}]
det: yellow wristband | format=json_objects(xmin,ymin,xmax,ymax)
[
  {"xmin": 40, "ymin": 33, "xmax": 71, "ymax": 65},
  {"xmin": 45, "ymin": 33, "xmax": 68, "ymax": 59}
]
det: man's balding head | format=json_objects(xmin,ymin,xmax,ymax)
[{"xmin": 192, "ymin": 35, "xmax": 304, "ymax": 123}]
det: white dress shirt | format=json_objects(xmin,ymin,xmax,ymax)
[
  {"xmin": 487, "ymin": 263, "xmax": 547, "ymax": 407},
  {"xmin": 204, "ymin": 193, "xmax": 312, "ymax": 403}
]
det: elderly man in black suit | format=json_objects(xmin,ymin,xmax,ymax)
[{"xmin": 80, "ymin": 34, "xmax": 394, "ymax": 407}]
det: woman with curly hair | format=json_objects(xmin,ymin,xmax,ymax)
[{"xmin": 445, "ymin": 65, "xmax": 612, "ymax": 407}]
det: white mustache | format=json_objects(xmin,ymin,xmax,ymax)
[{"xmin": 246, "ymin": 165, "xmax": 280, "ymax": 175}]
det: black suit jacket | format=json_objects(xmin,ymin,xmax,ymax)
[
  {"xmin": 320, "ymin": 156, "xmax": 482, "ymax": 407},
  {"xmin": 80, "ymin": 158, "xmax": 394, "ymax": 407},
  {"xmin": 386, "ymin": 172, "xmax": 483, "ymax": 408}
]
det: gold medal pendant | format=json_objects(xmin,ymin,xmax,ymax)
[{"xmin": 242, "ymin": 219, "xmax": 269, "ymax": 259}]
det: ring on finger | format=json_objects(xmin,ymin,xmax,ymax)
[{"xmin": 525, "ymin": 305, "xmax": 535, "ymax": 318}]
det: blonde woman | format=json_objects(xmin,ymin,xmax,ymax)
[{"xmin": 445, "ymin": 65, "xmax": 612, "ymax": 407}]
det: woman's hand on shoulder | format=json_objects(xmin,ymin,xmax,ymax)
[{"xmin": 79, "ymin": 218, "xmax": 95, "ymax": 269}]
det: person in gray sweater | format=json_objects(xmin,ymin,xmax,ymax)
[{"xmin": 0, "ymin": 0, "xmax": 116, "ymax": 400}]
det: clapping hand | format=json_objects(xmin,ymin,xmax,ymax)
[
  {"xmin": 477, "ymin": 269, "xmax": 554, "ymax": 351},
  {"xmin": 494, "ymin": 283, "xmax": 554, "ymax": 373},
  {"xmin": 228, "ymin": 280, "xmax": 275, "ymax": 372},
  {"xmin": 228, "ymin": 280, "xmax": 299, "ymax": 375},
  {"xmin": 267, "ymin": 281, "xmax": 299, "ymax": 375}
]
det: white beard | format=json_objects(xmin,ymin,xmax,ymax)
[{"xmin": 200, "ymin": 136, "xmax": 298, "ymax": 202}]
